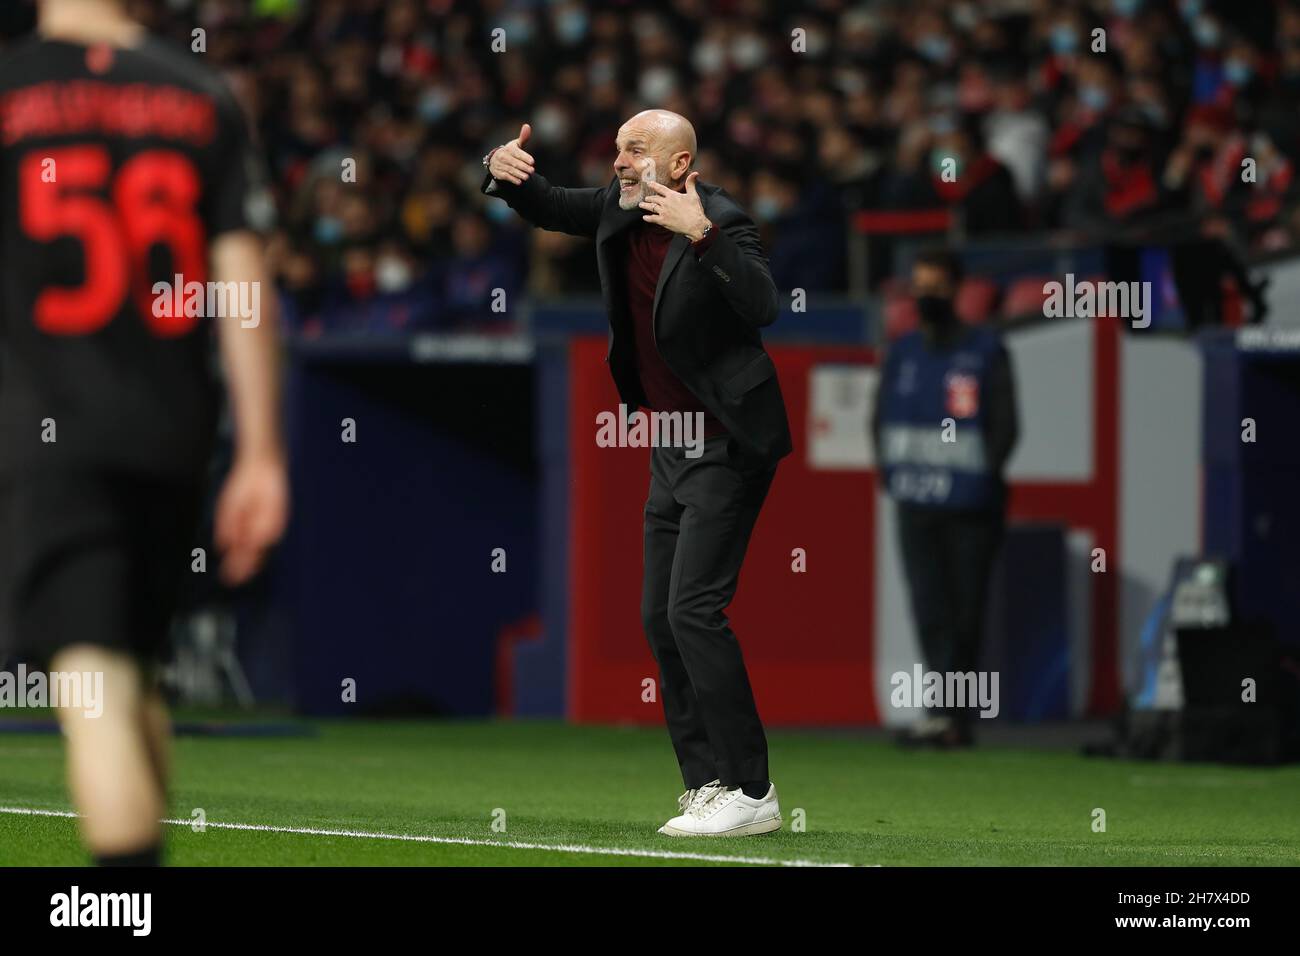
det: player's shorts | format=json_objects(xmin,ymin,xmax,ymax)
[{"xmin": 0, "ymin": 470, "xmax": 204, "ymax": 667}]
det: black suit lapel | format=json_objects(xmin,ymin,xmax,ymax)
[{"xmin": 594, "ymin": 183, "xmax": 640, "ymax": 364}]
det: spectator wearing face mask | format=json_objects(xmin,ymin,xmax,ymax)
[
  {"xmin": 1163, "ymin": 103, "xmax": 1292, "ymax": 225},
  {"xmin": 1049, "ymin": 54, "xmax": 1123, "ymax": 163},
  {"xmin": 755, "ymin": 166, "xmax": 847, "ymax": 293},
  {"xmin": 1045, "ymin": 54, "xmax": 1128, "ymax": 228},
  {"xmin": 935, "ymin": 114, "xmax": 1024, "ymax": 234},
  {"xmin": 1186, "ymin": 10, "xmax": 1237, "ymax": 106},
  {"xmin": 883, "ymin": 113, "xmax": 1024, "ymax": 235},
  {"xmin": 439, "ymin": 211, "xmax": 525, "ymax": 329},
  {"xmin": 1162, "ymin": 104, "xmax": 1282, "ymax": 325},
  {"xmin": 1063, "ymin": 106, "xmax": 1171, "ymax": 233},
  {"xmin": 871, "ymin": 247, "xmax": 1019, "ymax": 748}
]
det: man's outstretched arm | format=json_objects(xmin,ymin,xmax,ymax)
[{"xmin": 481, "ymin": 123, "xmax": 607, "ymax": 238}]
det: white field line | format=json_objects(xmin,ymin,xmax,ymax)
[{"xmin": 0, "ymin": 806, "xmax": 856, "ymax": 868}]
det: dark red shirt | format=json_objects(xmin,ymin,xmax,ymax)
[{"xmin": 624, "ymin": 222, "xmax": 725, "ymax": 436}]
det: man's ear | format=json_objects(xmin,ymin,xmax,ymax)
[{"xmin": 671, "ymin": 151, "xmax": 693, "ymax": 183}]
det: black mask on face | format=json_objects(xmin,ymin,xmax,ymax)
[
  {"xmin": 916, "ymin": 294, "xmax": 956, "ymax": 326},
  {"xmin": 1115, "ymin": 143, "xmax": 1146, "ymax": 165}
]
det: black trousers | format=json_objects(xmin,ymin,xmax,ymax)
[
  {"xmin": 641, "ymin": 435, "xmax": 775, "ymax": 789},
  {"xmin": 896, "ymin": 502, "xmax": 1004, "ymax": 728}
]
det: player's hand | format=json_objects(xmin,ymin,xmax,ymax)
[
  {"xmin": 639, "ymin": 173, "xmax": 711, "ymax": 241},
  {"xmin": 488, "ymin": 123, "xmax": 536, "ymax": 185},
  {"xmin": 214, "ymin": 453, "xmax": 290, "ymax": 586}
]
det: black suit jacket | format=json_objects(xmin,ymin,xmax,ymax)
[{"xmin": 482, "ymin": 171, "xmax": 793, "ymax": 461}]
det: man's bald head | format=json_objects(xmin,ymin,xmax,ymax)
[
  {"xmin": 625, "ymin": 109, "xmax": 697, "ymax": 157},
  {"xmin": 614, "ymin": 109, "xmax": 698, "ymax": 209}
]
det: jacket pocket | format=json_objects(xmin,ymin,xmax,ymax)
[{"xmin": 720, "ymin": 351, "xmax": 776, "ymax": 399}]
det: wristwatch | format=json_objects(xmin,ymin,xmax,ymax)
[{"xmin": 482, "ymin": 147, "xmax": 499, "ymax": 168}]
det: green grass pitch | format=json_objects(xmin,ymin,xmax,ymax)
[{"xmin": 2, "ymin": 719, "xmax": 1298, "ymax": 866}]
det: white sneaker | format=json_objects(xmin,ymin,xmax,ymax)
[
  {"xmin": 659, "ymin": 779, "xmax": 722, "ymax": 834},
  {"xmin": 675, "ymin": 779, "xmax": 722, "ymax": 814},
  {"xmin": 659, "ymin": 783, "xmax": 782, "ymax": 837}
]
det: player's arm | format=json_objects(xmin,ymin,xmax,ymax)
[
  {"xmin": 211, "ymin": 231, "xmax": 289, "ymax": 586},
  {"xmin": 481, "ymin": 123, "xmax": 606, "ymax": 237}
]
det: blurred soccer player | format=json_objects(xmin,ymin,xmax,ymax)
[
  {"xmin": 483, "ymin": 112, "xmax": 791, "ymax": 836},
  {"xmin": 0, "ymin": 0, "xmax": 287, "ymax": 865}
]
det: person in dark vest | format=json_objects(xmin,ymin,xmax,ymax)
[{"xmin": 872, "ymin": 248, "xmax": 1019, "ymax": 747}]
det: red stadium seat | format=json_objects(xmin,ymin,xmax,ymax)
[
  {"xmin": 1002, "ymin": 276, "xmax": 1053, "ymax": 320},
  {"xmin": 877, "ymin": 276, "xmax": 909, "ymax": 299},
  {"xmin": 884, "ymin": 292, "xmax": 920, "ymax": 340},
  {"xmin": 956, "ymin": 277, "xmax": 999, "ymax": 325}
]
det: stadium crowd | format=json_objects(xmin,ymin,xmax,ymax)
[{"xmin": 5, "ymin": 0, "xmax": 1299, "ymax": 329}]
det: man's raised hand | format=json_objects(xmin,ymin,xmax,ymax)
[
  {"xmin": 488, "ymin": 123, "xmax": 536, "ymax": 185},
  {"xmin": 640, "ymin": 172, "xmax": 711, "ymax": 241}
]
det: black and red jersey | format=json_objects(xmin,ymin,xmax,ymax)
[{"xmin": 0, "ymin": 34, "xmax": 271, "ymax": 476}]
